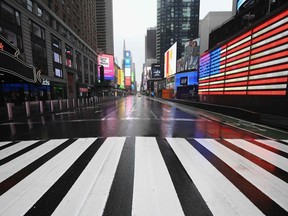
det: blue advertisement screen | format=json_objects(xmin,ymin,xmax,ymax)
[{"xmin": 175, "ymin": 71, "xmax": 198, "ymax": 90}]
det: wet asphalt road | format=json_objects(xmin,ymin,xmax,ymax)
[
  {"xmin": 1, "ymin": 96, "xmax": 288, "ymax": 215},
  {"xmin": 0, "ymin": 95, "xmax": 265, "ymax": 141}
]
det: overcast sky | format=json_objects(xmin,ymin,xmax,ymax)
[{"xmin": 113, "ymin": 0, "xmax": 233, "ymax": 86}]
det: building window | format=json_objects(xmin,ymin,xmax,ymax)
[
  {"xmin": 27, "ymin": 0, "xmax": 33, "ymax": 12},
  {"xmin": 37, "ymin": 6, "xmax": 43, "ymax": 17},
  {"xmin": 53, "ymin": 52, "xmax": 62, "ymax": 64},
  {"xmin": 65, "ymin": 44, "xmax": 73, "ymax": 68},
  {"xmin": 0, "ymin": 2, "xmax": 21, "ymax": 26},
  {"xmin": 30, "ymin": 21, "xmax": 45, "ymax": 39},
  {"xmin": 52, "ymin": 35, "xmax": 61, "ymax": 48},
  {"xmin": 54, "ymin": 68, "xmax": 63, "ymax": 78}
]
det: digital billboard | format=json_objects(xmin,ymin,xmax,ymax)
[
  {"xmin": 236, "ymin": 0, "xmax": 254, "ymax": 12},
  {"xmin": 164, "ymin": 42, "xmax": 177, "ymax": 78},
  {"xmin": 98, "ymin": 54, "xmax": 114, "ymax": 80},
  {"xmin": 151, "ymin": 64, "xmax": 162, "ymax": 79},
  {"xmin": 199, "ymin": 9, "xmax": 288, "ymax": 96},
  {"xmin": 183, "ymin": 38, "xmax": 200, "ymax": 71},
  {"xmin": 175, "ymin": 71, "xmax": 198, "ymax": 90},
  {"xmin": 125, "ymin": 76, "xmax": 131, "ymax": 86}
]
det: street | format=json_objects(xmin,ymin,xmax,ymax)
[{"xmin": 0, "ymin": 95, "xmax": 288, "ymax": 215}]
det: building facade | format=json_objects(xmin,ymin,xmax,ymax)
[
  {"xmin": 156, "ymin": 0, "xmax": 200, "ymax": 75},
  {"xmin": 0, "ymin": 0, "xmax": 113, "ymax": 105},
  {"xmin": 96, "ymin": 0, "xmax": 114, "ymax": 54}
]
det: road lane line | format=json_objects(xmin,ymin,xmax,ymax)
[
  {"xmin": 255, "ymin": 139, "xmax": 288, "ymax": 153},
  {"xmin": 132, "ymin": 137, "xmax": 184, "ymax": 216},
  {"xmin": 226, "ymin": 139, "xmax": 288, "ymax": 172},
  {"xmin": 167, "ymin": 137, "xmax": 264, "ymax": 216},
  {"xmin": 0, "ymin": 139, "xmax": 67, "ymax": 183},
  {"xmin": 0, "ymin": 138, "xmax": 96, "ymax": 216},
  {"xmin": 196, "ymin": 138, "xmax": 288, "ymax": 212},
  {"xmin": 52, "ymin": 137, "xmax": 125, "ymax": 216},
  {"xmin": 0, "ymin": 140, "xmax": 38, "ymax": 160}
]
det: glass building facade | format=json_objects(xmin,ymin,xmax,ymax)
[{"xmin": 157, "ymin": 0, "xmax": 200, "ymax": 75}]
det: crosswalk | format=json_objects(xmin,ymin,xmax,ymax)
[{"xmin": 0, "ymin": 137, "xmax": 287, "ymax": 216}]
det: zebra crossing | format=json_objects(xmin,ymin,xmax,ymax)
[{"xmin": 0, "ymin": 137, "xmax": 287, "ymax": 216}]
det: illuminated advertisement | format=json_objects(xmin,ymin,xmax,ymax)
[
  {"xmin": 98, "ymin": 54, "xmax": 114, "ymax": 80},
  {"xmin": 199, "ymin": 9, "xmax": 288, "ymax": 96},
  {"xmin": 125, "ymin": 76, "xmax": 131, "ymax": 86},
  {"xmin": 183, "ymin": 38, "xmax": 200, "ymax": 71},
  {"xmin": 164, "ymin": 42, "xmax": 177, "ymax": 78},
  {"xmin": 175, "ymin": 71, "xmax": 198, "ymax": 90},
  {"xmin": 125, "ymin": 67, "xmax": 131, "ymax": 77},
  {"xmin": 120, "ymin": 69, "xmax": 125, "ymax": 89},
  {"xmin": 124, "ymin": 50, "xmax": 131, "ymax": 68},
  {"xmin": 151, "ymin": 64, "xmax": 162, "ymax": 79},
  {"xmin": 117, "ymin": 69, "xmax": 123, "ymax": 85}
]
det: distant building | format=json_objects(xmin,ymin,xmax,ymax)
[
  {"xmin": 96, "ymin": 0, "xmax": 114, "ymax": 55},
  {"xmin": 199, "ymin": 11, "xmax": 233, "ymax": 55},
  {"xmin": 157, "ymin": 0, "xmax": 200, "ymax": 74}
]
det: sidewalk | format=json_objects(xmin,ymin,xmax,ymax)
[{"xmin": 166, "ymin": 98, "xmax": 288, "ymax": 131}]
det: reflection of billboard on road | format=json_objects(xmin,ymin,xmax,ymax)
[
  {"xmin": 164, "ymin": 42, "xmax": 177, "ymax": 78},
  {"xmin": 183, "ymin": 38, "xmax": 200, "ymax": 71},
  {"xmin": 98, "ymin": 54, "xmax": 114, "ymax": 80}
]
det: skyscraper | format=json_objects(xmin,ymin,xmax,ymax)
[{"xmin": 157, "ymin": 0, "xmax": 200, "ymax": 74}]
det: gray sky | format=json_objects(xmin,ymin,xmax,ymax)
[{"xmin": 113, "ymin": 0, "xmax": 233, "ymax": 87}]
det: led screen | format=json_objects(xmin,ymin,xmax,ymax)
[
  {"xmin": 98, "ymin": 54, "xmax": 114, "ymax": 80},
  {"xmin": 237, "ymin": 0, "xmax": 247, "ymax": 11},
  {"xmin": 125, "ymin": 76, "xmax": 131, "ymax": 86},
  {"xmin": 199, "ymin": 9, "xmax": 288, "ymax": 96},
  {"xmin": 164, "ymin": 42, "xmax": 177, "ymax": 78},
  {"xmin": 175, "ymin": 71, "xmax": 198, "ymax": 90}
]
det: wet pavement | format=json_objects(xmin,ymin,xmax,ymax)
[{"xmin": 0, "ymin": 95, "xmax": 287, "ymax": 141}]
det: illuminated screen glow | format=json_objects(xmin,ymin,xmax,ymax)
[
  {"xmin": 199, "ymin": 9, "xmax": 288, "ymax": 96},
  {"xmin": 98, "ymin": 54, "xmax": 114, "ymax": 80},
  {"xmin": 164, "ymin": 42, "xmax": 177, "ymax": 78},
  {"xmin": 175, "ymin": 71, "xmax": 198, "ymax": 90}
]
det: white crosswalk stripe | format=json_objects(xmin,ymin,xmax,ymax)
[{"xmin": 0, "ymin": 137, "xmax": 287, "ymax": 216}]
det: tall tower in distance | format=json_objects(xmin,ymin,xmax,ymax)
[{"xmin": 157, "ymin": 0, "xmax": 200, "ymax": 73}]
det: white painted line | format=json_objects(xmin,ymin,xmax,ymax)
[
  {"xmin": 0, "ymin": 140, "xmax": 39, "ymax": 160},
  {"xmin": 53, "ymin": 137, "xmax": 125, "ymax": 216},
  {"xmin": 282, "ymin": 140, "xmax": 288, "ymax": 144},
  {"xmin": 0, "ymin": 141, "xmax": 10, "ymax": 147},
  {"xmin": 0, "ymin": 138, "xmax": 97, "ymax": 216},
  {"xmin": 196, "ymin": 139, "xmax": 288, "ymax": 212},
  {"xmin": 226, "ymin": 139, "xmax": 288, "ymax": 172},
  {"xmin": 167, "ymin": 137, "xmax": 264, "ymax": 216},
  {"xmin": 132, "ymin": 137, "xmax": 184, "ymax": 216},
  {"xmin": 0, "ymin": 139, "xmax": 68, "ymax": 182},
  {"xmin": 255, "ymin": 139, "xmax": 288, "ymax": 153}
]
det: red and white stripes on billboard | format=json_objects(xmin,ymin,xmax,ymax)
[{"xmin": 199, "ymin": 9, "xmax": 288, "ymax": 96}]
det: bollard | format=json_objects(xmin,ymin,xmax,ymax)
[
  {"xmin": 67, "ymin": 99, "xmax": 69, "ymax": 109},
  {"xmin": 73, "ymin": 99, "xmax": 75, "ymax": 108},
  {"xmin": 59, "ymin": 100, "xmax": 62, "ymax": 110},
  {"xmin": 50, "ymin": 100, "xmax": 54, "ymax": 112},
  {"xmin": 7, "ymin": 103, "xmax": 14, "ymax": 120},
  {"xmin": 78, "ymin": 99, "xmax": 80, "ymax": 107},
  {"xmin": 25, "ymin": 101, "xmax": 30, "ymax": 116},
  {"xmin": 39, "ymin": 101, "xmax": 44, "ymax": 114}
]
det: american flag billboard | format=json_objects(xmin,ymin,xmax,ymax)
[{"xmin": 199, "ymin": 9, "xmax": 288, "ymax": 96}]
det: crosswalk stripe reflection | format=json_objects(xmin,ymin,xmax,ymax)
[{"xmin": 0, "ymin": 137, "xmax": 287, "ymax": 215}]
